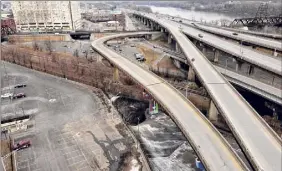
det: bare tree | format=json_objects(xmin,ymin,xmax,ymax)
[
  {"xmin": 44, "ymin": 40, "xmax": 52, "ymax": 54},
  {"xmin": 87, "ymin": 57, "xmax": 94, "ymax": 64},
  {"xmin": 8, "ymin": 37, "xmax": 15, "ymax": 44},
  {"xmin": 59, "ymin": 59, "xmax": 67, "ymax": 78},
  {"xmin": 73, "ymin": 49, "xmax": 79, "ymax": 57},
  {"xmin": 32, "ymin": 41, "xmax": 40, "ymax": 51},
  {"xmin": 220, "ymin": 19, "xmax": 229, "ymax": 27},
  {"xmin": 84, "ymin": 50, "xmax": 89, "ymax": 59},
  {"xmin": 51, "ymin": 53, "xmax": 58, "ymax": 63}
]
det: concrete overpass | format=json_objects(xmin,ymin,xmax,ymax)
[
  {"xmin": 91, "ymin": 31, "xmax": 248, "ymax": 171},
  {"xmin": 188, "ymin": 23, "xmax": 282, "ymax": 52},
  {"xmin": 170, "ymin": 52, "xmax": 282, "ymax": 105},
  {"xmin": 133, "ymin": 12, "xmax": 282, "ymax": 171},
  {"xmin": 174, "ymin": 20, "xmax": 282, "ymax": 77}
]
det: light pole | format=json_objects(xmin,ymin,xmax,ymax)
[{"xmin": 114, "ymin": 14, "xmax": 117, "ymax": 32}]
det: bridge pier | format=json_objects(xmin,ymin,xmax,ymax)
[
  {"xmin": 161, "ymin": 27, "xmax": 164, "ymax": 33},
  {"xmin": 175, "ymin": 43, "xmax": 181, "ymax": 53},
  {"xmin": 188, "ymin": 67, "xmax": 196, "ymax": 81},
  {"xmin": 113, "ymin": 67, "xmax": 119, "ymax": 82},
  {"xmin": 213, "ymin": 50, "xmax": 219, "ymax": 63},
  {"xmin": 202, "ymin": 46, "xmax": 207, "ymax": 55},
  {"xmin": 208, "ymin": 101, "xmax": 219, "ymax": 123},
  {"xmin": 173, "ymin": 59, "xmax": 181, "ymax": 69},
  {"xmin": 145, "ymin": 34, "xmax": 151, "ymax": 40},
  {"xmin": 150, "ymin": 22, "xmax": 153, "ymax": 30},
  {"xmin": 273, "ymin": 49, "xmax": 278, "ymax": 57},
  {"xmin": 247, "ymin": 65, "xmax": 254, "ymax": 75},
  {"xmin": 235, "ymin": 60, "xmax": 243, "ymax": 72},
  {"xmin": 168, "ymin": 34, "xmax": 172, "ymax": 44}
]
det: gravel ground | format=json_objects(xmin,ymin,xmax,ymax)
[{"xmin": 1, "ymin": 62, "xmax": 143, "ymax": 171}]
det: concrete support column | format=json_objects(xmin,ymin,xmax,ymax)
[
  {"xmin": 214, "ymin": 50, "xmax": 219, "ymax": 63},
  {"xmin": 247, "ymin": 65, "xmax": 254, "ymax": 75},
  {"xmin": 273, "ymin": 49, "xmax": 278, "ymax": 57},
  {"xmin": 208, "ymin": 101, "xmax": 219, "ymax": 123},
  {"xmin": 175, "ymin": 43, "xmax": 181, "ymax": 53},
  {"xmin": 161, "ymin": 27, "xmax": 164, "ymax": 33},
  {"xmin": 150, "ymin": 22, "xmax": 154, "ymax": 30},
  {"xmin": 202, "ymin": 46, "xmax": 206, "ymax": 55},
  {"xmin": 173, "ymin": 59, "xmax": 181, "ymax": 69},
  {"xmin": 193, "ymin": 39, "xmax": 197, "ymax": 45},
  {"xmin": 168, "ymin": 34, "xmax": 172, "ymax": 44},
  {"xmin": 113, "ymin": 67, "xmax": 119, "ymax": 82},
  {"xmin": 188, "ymin": 67, "xmax": 196, "ymax": 81},
  {"xmin": 235, "ymin": 60, "xmax": 242, "ymax": 72}
]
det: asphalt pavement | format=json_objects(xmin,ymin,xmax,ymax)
[{"xmin": 1, "ymin": 62, "xmax": 142, "ymax": 171}]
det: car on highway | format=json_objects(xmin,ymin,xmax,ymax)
[
  {"xmin": 130, "ymin": 44, "xmax": 136, "ymax": 47},
  {"xmin": 14, "ymin": 84, "xmax": 27, "ymax": 88},
  {"xmin": 179, "ymin": 20, "xmax": 182, "ymax": 23},
  {"xmin": 232, "ymin": 32, "xmax": 238, "ymax": 36},
  {"xmin": 13, "ymin": 139, "xmax": 31, "ymax": 151},
  {"xmin": 198, "ymin": 34, "xmax": 203, "ymax": 38},
  {"xmin": 134, "ymin": 53, "xmax": 145, "ymax": 62},
  {"xmin": 12, "ymin": 93, "xmax": 26, "ymax": 99}
]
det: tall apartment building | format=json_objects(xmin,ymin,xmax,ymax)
[{"xmin": 11, "ymin": 1, "xmax": 81, "ymax": 32}]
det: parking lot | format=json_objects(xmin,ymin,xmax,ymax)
[{"xmin": 1, "ymin": 62, "xmax": 141, "ymax": 171}]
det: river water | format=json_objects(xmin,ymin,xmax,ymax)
[{"xmin": 149, "ymin": 6, "xmax": 236, "ymax": 23}]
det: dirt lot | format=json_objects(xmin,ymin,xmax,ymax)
[
  {"xmin": 136, "ymin": 45, "xmax": 161, "ymax": 66},
  {"xmin": 1, "ymin": 62, "xmax": 144, "ymax": 171}
]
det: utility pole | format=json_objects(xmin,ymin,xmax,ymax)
[
  {"xmin": 115, "ymin": 14, "xmax": 117, "ymax": 31},
  {"xmin": 69, "ymin": 1, "xmax": 75, "ymax": 31}
]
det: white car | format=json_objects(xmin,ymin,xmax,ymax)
[
  {"xmin": 134, "ymin": 53, "xmax": 145, "ymax": 61},
  {"xmin": 1, "ymin": 93, "xmax": 13, "ymax": 99}
]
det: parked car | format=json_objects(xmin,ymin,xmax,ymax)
[
  {"xmin": 13, "ymin": 139, "xmax": 31, "ymax": 151},
  {"xmin": 14, "ymin": 84, "xmax": 27, "ymax": 88},
  {"xmin": 134, "ymin": 53, "xmax": 145, "ymax": 62},
  {"xmin": 130, "ymin": 44, "xmax": 136, "ymax": 47},
  {"xmin": 1, "ymin": 93, "xmax": 13, "ymax": 99},
  {"xmin": 198, "ymin": 34, "xmax": 203, "ymax": 38},
  {"xmin": 232, "ymin": 32, "xmax": 238, "ymax": 36},
  {"xmin": 12, "ymin": 93, "xmax": 26, "ymax": 99}
]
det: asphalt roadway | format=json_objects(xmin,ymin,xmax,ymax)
[
  {"xmin": 174, "ymin": 20, "xmax": 282, "ymax": 76},
  {"xmin": 132, "ymin": 13, "xmax": 282, "ymax": 171},
  {"xmin": 92, "ymin": 32, "xmax": 249, "ymax": 171},
  {"xmin": 187, "ymin": 22, "xmax": 282, "ymax": 51},
  {"xmin": 1, "ymin": 62, "xmax": 141, "ymax": 171}
]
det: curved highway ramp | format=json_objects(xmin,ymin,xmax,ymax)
[
  {"xmin": 92, "ymin": 32, "xmax": 248, "ymax": 171},
  {"xmin": 133, "ymin": 12, "xmax": 282, "ymax": 171}
]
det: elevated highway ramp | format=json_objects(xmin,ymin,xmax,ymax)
[
  {"xmin": 133, "ymin": 12, "xmax": 282, "ymax": 171},
  {"xmin": 92, "ymin": 31, "xmax": 248, "ymax": 171}
]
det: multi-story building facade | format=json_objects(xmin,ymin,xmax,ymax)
[{"xmin": 11, "ymin": 1, "xmax": 81, "ymax": 33}]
